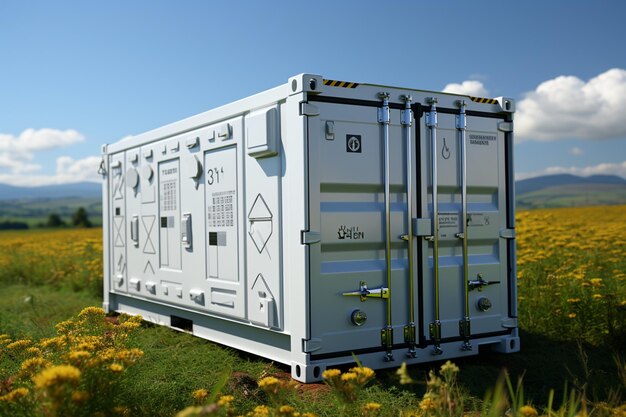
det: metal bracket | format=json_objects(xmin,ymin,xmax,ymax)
[
  {"xmin": 499, "ymin": 228, "xmax": 516, "ymax": 239},
  {"xmin": 300, "ymin": 103, "xmax": 319, "ymax": 116},
  {"xmin": 377, "ymin": 92, "xmax": 390, "ymax": 123},
  {"xmin": 342, "ymin": 281, "xmax": 389, "ymax": 302},
  {"xmin": 468, "ymin": 274, "xmax": 501, "ymax": 291},
  {"xmin": 426, "ymin": 97, "xmax": 438, "ymax": 127},
  {"xmin": 302, "ymin": 338, "xmax": 323, "ymax": 353},
  {"xmin": 459, "ymin": 318, "xmax": 472, "ymax": 351},
  {"xmin": 301, "ymin": 230, "xmax": 321, "ymax": 244},
  {"xmin": 381, "ymin": 326, "xmax": 394, "ymax": 361},
  {"xmin": 498, "ymin": 121, "xmax": 513, "ymax": 132},
  {"xmin": 429, "ymin": 320, "xmax": 443, "ymax": 355}
]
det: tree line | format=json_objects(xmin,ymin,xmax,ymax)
[{"xmin": 0, "ymin": 207, "xmax": 93, "ymax": 230}]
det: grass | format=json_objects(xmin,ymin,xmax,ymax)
[{"xmin": 1, "ymin": 205, "xmax": 625, "ymax": 416}]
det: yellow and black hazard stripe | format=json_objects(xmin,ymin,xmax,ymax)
[
  {"xmin": 323, "ymin": 79, "xmax": 359, "ymax": 88},
  {"xmin": 469, "ymin": 96, "xmax": 499, "ymax": 105}
]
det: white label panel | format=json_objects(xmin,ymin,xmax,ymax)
[
  {"xmin": 158, "ymin": 159, "xmax": 181, "ymax": 270},
  {"xmin": 205, "ymin": 146, "xmax": 239, "ymax": 282}
]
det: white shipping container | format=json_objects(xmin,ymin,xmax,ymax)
[{"xmin": 102, "ymin": 74, "xmax": 519, "ymax": 382}]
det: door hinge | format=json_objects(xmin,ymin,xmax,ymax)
[
  {"xmin": 300, "ymin": 103, "xmax": 319, "ymax": 116},
  {"xmin": 301, "ymin": 230, "xmax": 321, "ymax": 245},
  {"xmin": 499, "ymin": 228, "xmax": 516, "ymax": 239},
  {"xmin": 498, "ymin": 121, "xmax": 513, "ymax": 132}
]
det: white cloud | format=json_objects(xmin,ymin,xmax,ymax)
[
  {"xmin": 516, "ymin": 68, "xmax": 626, "ymax": 142},
  {"xmin": 569, "ymin": 146, "xmax": 584, "ymax": 156},
  {"xmin": 0, "ymin": 152, "xmax": 41, "ymax": 173},
  {"xmin": 0, "ymin": 155, "xmax": 101, "ymax": 186},
  {"xmin": 56, "ymin": 156, "xmax": 102, "ymax": 179},
  {"xmin": 516, "ymin": 160, "xmax": 626, "ymax": 180},
  {"xmin": 0, "ymin": 128, "xmax": 85, "ymax": 174},
  {"xmin": 443, "ymin": 80, "xmax": 490, "ymax": 97},
  {"xmin": 0, "ymin": 128, "xmax": 84, "ymax": 155}
]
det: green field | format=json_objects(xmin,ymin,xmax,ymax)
[
  {"xmin": 1, "ymin": 207, "xmax": 625, "ymax": 416},
  {"xmin": 0, "ymin": 197, "xmax": 102, "ymax": 227}
]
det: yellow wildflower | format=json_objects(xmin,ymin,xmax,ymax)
[
  {"xmin": 68, "ymin": 350, "xmax": 91, "ymax": 361},
  {"xmin": 6, "ymin": 339, "xmax": 32, "ymax": 350},
  {"xmin": 55, "ymin": 319, "xmax": 75, "ymax": 334},
  {"xmin": 590, "ymin": 278, "xmax": 603, "ymax": 287},
  {"xmin": 592, "ymin": 294, "xmax": 603, "ymax": 300},
  {"xmin": 440, "ymin": 360, "xmax": 460, "ymax": 374},
  {"xmin": 33, "ymin": 365, "xmax": 81, "ymax": 389},
  {"xmin": 109, "ymin": 363, "xmax": 124, "ymax": 373},
  {"xmin": 258, "ymin": 376, "xmax": 279, "ymax": 388},
  {"xmin": 568, "ymin": 313, "xmax": 577, "ymax": 319},
  {"xmin": 40, "ymin": 336, "xmax": 65, "ymax": 349},
  {"xmin": 340, "ymin": 372, "xmax": 357, "ymax": 382},
  {"xmin": 519, "ymin": 405, "xmax": 539, "ymax": 417},
  {"xmin": 252, "ymin": 405, "xmax": 271, "ymax": 416},
  {"xmin": 19, "ymin": 357, "xmax": 50, "ymax": 377},
  {"xmin": 278, "ymin": 405, "xmax": 296, "ymax": 415},
  {"xmin": 78, "ymin": 306, "xmax": 105, "ymax": 318},
  {"xmin": 567, "ymin": 298, "xmax": 581, "ymax": 304},
  {"xmin": 322, "ymin": 368, "xmax": 341, "ymax": 379},
  {"xmin": 350, "ymin": 366, "xmax": 375, "ymax": 380},
  {"xmin": 192, "ymin": 388, "xmax": 208, "ymax": 401},
  {"xmin": 419, "ymin": 396, "xmax": 437, "ymax": 413},
  {"xmin": 25, "ymin": 346, "xmax": 42, "ymax": 357},
  {"xmin": 364, "ymin": 402, "xmax": 381, "ymax": 411},
  {"xmin": 217, "ymin": 394, "xmax": 234, "ymax": 406},
  {"xmin": 0, "ymin": 387, "xmax": 29, "ymax": 402},
  {"xmin": 397, "ymin": 362, "xmax": 414, "ymax": 385}
]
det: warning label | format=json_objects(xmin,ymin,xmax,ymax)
[
  {"xmin": 438, "ymin": 213, "xmax": 459, "ymax": 228},
  {"xmin": 469, "ymin": 134, "xmax": 496, "ymax": 146}
]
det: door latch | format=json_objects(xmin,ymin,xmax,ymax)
[
  {"xmin": 342, "ymin": 281, "xmax": 390, "ymax": 302},
  {"xmin": 468, "ymin": 274, "xmax": 501, "ymax": 291}
]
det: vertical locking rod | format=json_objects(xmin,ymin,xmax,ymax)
[
  {"xmin": 378, "ymin": 92, "xmax": 394, "ymax": 362},
  {"xmin": 426, "ymin": 98, "xmax": 442, "ymax": 355},
  {"xmin": 401, "ymin": 95, "xmax": 417, "ymax": 358},
  {"xmin": 456, "ymin": 100, "xmax": 472, "ymax": 351}
]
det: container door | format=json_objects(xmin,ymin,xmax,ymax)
[
  {"xmin": 306, "ymin": 98, "xmax": 417, "ymax": 358},
  {"xmin": 418, "ymin": 101, "xmax": 513, "ymax": 353}
]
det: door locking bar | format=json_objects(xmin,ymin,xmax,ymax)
[
  {"xmin": 342, "ymin": 281, "xmax": 390, "ymax": 302},
  {"xmin": 401, "ymin": 95, "xmax": 417, "ymax": 358},
  {"xmin": 426, "ymin": 97, "xmax": 443, "ymax": 356},
  {"xmin": 468, "ymin": 273, "xmax": 501, "ymax": 291},
  {"xmin": 378, "ymin": 92, "xmax": 394, "ymax": 362},
  {"xmin": 456, "ymin": 100, "xmax": 472, "ymax": 351}
]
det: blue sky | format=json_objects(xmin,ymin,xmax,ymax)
[{"xmin": 1, "ymin": 0, "xmax": 626, "ymax": 186}]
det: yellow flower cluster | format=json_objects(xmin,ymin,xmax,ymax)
[
  {"xmin": 33, "ymin": 364, "xmax": 81, "ymax": 389},
  {"xmin": 0, "ymin": 228, "xmax": 103, "ymax": 294},
  {"xmin": 516, "ymin": 205, "xmax": 626, "ymax": 343},
  {"xmin": 0, "ymin": 307, "xmax": 144, "ymax": 415},
  {"xmin": 322, "ymin": 365, "xmax": 376, "ymax": 404}
]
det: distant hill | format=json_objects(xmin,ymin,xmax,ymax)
[
  {"xmin": 0, "ymin": 182, "xmax": 102, "ymax": 227},
  {"xmin": 0, "ymin": 182, "xmax": 101, "ymax": 200},
  {"xmin": 516, "ymin": 174, "xmax": 626, "ymax": 209}
]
